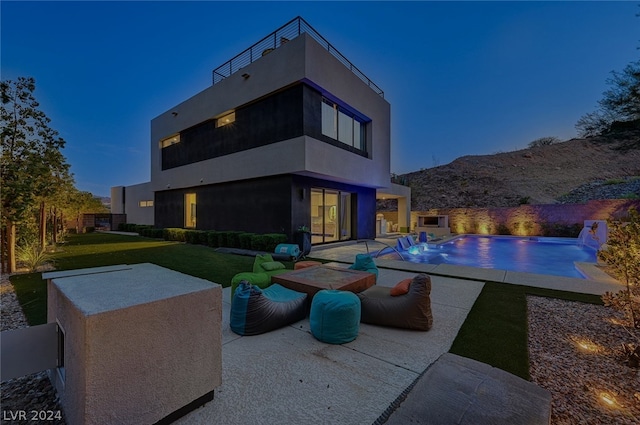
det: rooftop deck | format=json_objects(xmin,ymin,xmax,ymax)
[{"xmin": 211, "ymin": 16, "xmax": 384, "ymax": 98}]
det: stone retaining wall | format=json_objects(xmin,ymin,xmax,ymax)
[{"xmin": 379, "ymin": 199, "xmax": 640, "ymax": 236}]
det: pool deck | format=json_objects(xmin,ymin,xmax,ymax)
[{"xmin": 174, "ymin": 238, "xmax": 621, "ymax": 425}]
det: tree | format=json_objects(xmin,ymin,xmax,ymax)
[
  {"xmin": 576, "ymin": 58, "xmax": 640, "ymax": 137},
  {"xmin": 1, "ymin": 77, "xmax": 70, "ymax": 273},
  {"xmin": 599, "ymin": 59, "xmax": 640, "ymax": 123},
  {"xmin": 575, "ymin": 110, "xmax": 617, "ymax": 138}
]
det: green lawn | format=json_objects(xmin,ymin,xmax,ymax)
[{"xmin": 9, "ymin": 232, "xmax": 603, "ymax": 379}]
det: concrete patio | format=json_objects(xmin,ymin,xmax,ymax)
[{"xmin": 176, "ymin": 240, "xmax": 620, "ymax": 424}]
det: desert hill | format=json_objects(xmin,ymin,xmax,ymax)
[{"xmin": 393, "ymin": 129, "xmax": 640, "ymax": 210}]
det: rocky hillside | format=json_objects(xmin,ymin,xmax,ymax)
[{"xmin": 390, "ymin": 129, "xmax": 640, "ymax": 210}]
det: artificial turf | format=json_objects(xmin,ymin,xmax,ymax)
[
  {"xmin": 449, "ymin": 281, "xmax": 602, "ymax": 379},
  {"xmin": 9, "ymin": 233, "xmax": 293, "ymax": 326}
]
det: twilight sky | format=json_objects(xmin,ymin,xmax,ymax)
[{"xmin": 2, "ymin": 1, "xmax": 638, "ymax": 196}]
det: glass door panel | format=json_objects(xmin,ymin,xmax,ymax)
[
  {"xmin": 185, "ymin": 193, "xmax": 196, "ymax": 228},
  {"xmin": 324, "ymin": 191, "xmax": 339, "ymax": 243},
  {"xmin": 310, "ymin": 189, "xmax": 323, "ymax": 244},
  {"xmin": 340, "ymin": 192, "xmax": 351, "ymax": 240}
]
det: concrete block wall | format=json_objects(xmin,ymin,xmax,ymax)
[{"xmin": 379, "ymin": 199, "xmax": 640, "ymax": 236}]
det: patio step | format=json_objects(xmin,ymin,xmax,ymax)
[{"xmin": 383, "ymin": 353, "xmax": 551, "ymax": 425}]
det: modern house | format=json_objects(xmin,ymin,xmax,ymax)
[{"xmin": 111, "ymin": 17, "xmax": 410, "ymax": 245}]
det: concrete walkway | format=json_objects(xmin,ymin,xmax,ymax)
[{"xmin": 176, "ymin": 241, "xmax": 620, "ymax": 424}]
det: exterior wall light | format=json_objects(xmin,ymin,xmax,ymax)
[{"xmin": 241, "ymin": 73, "xmax": 250, "ymax": 79}]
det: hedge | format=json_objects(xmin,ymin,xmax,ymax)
[
  {"xmin": 139, "ymin": 228, "xmax": 164, "ymax": 239},
  {"xmin": 163, "ymin": 228, "xmax": 188, "ymax": 242},
  {"xmin": 239, "ymin": 233, "xmax": 256, "ymax": 249},
  {"xmin": 251, "ymin": 233, "xmax": 287, "ymax": 252},
  {"xmin": 121, "ymin": 224, "xmax": 286, "ymax": 252},
  {"xmin": 185, "ymin": 230, "xmax": 207, "ymax": 245}
]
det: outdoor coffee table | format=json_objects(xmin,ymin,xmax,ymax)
[{"xmin": 271, "ymin": 265, "xmax": 376, "ymax": 300}]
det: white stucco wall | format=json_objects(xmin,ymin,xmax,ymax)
[
  {"xmin": 110, "ymin": 182, "xmax": 154, "ymax": 225},
  {"xmin": 150, "ymin": 33, "xmax": 391, "ymax": 193}
]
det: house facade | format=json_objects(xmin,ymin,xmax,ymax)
[{"xmin": 112, "ymin": 17, "xmax": 410, "ymax": 244}]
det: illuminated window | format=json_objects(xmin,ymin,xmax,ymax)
[
  {"xmin": 185, "ymin": 193, "xmax": 196, "ymax": 228},
  {"xmin": 216, "ymin": 111, "xmax": 236, "ymax": 128},
  {"xmin": 138, "ymin": 200, "xmax": 154, "ymax": 207},
  {"xmin": 160, "ymin": 135, "xmax": 180, "ymax": 149}
]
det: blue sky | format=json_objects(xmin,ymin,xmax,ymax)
[{"xmin": 2, "ymin": 1, "xmax": 638, "ymax": 196}]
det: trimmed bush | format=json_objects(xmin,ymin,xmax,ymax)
[
  {"xmin": 140, "ymin": 228, "xmax": 164, "ymax": 239},
  {"xmin": 226, "ymin": 231, "xmax": 246, "ymax": 248},
  {"xmin": 239, "ymin": 233, "xmax": 256, "ymax": 249},
  {"xmin": 83, "ymin": 226, "xmax": 95, "ymax": 233},
  {"xmin": 216, "ymin": 232, "xmax": 230, "ymax": 248},
  {"xmin": 205, "ymin": 231, "xmax": 219, "ymax": 247},
  {"xmin": 163, "ymin": 228, "xmax": 188, "ymax": 242},
  {"xmin": 250, "ymin": 233, "xmax": 287, "ymax": 252},
  {"xmin": 185, "ymin": 230, "xmax": 207, "ymax": 245}
]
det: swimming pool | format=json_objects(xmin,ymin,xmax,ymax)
[{"xmin": 378, "ymin": 235, "xmax": 597, "ymax": 279}]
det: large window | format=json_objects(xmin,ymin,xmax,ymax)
[
  {"xmin": 185, "ymin": 193, "xmax": 196, "ymax": 228},
  {"xmin": 321, "ymin": 98, "xmax": 365, "ymax": 151}
]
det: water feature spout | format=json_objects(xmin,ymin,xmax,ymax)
[{"xmin": 578, "ymin": 220, "xmax": 608, "ymax": 250}]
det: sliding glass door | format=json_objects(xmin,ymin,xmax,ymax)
[{"xmin": 310, "ymin": 188, "xmax": 352, "ymax": 244}]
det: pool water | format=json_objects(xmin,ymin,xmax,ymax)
[{"xmin": 380, "ymin": 235, "xmax": 597, "ymax": 279}]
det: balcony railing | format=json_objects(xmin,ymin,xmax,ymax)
[{"xmin": 211, "ymin": 16, "xmax": 384, "ymax": 98}]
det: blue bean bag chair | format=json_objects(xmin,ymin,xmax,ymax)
[
  {"xmin": 230, "ymin": 281, "xmax": 307, "ymax": 336},
  {"xmin": 310, "ymin": 290, "xmax": 361, "ymax": 344}
]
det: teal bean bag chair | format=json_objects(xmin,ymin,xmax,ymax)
[
  {"xmin": 348, "ymin": 253, "xmax": 379, "ymax": 280},
  {"xmin": 310, "ymin": 290, "xmax": 361, "ymax": 344},
  {"xmin": 230, "ymin": 281, "xmax": 307, "ymax": 336}
]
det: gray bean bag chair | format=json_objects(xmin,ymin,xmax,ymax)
[
  {"xmin": 230, "ymin": 281, "xmax": 307, "ymax": 336},
  {"xmin": 357, "ymin": 273, "xmax": 433, "ymax": 331}
]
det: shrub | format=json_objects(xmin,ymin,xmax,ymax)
[
  {"xmin": 140, "ymin": 228, "xmax": 164, "ymax": 239},
  {"xmin": 216, "ymin": 232, "xmax": 230, "ymax": 248},
  {"xmin": 16, "ymin": 242, "xmax": 53, "ymax": 273},
  {"xmin": 185, "ymin": 230, "xmax": 207, "ymax": 245},
  {"xmin": 251, "ymin": 233, "xmax": 287, "ymax": 252},
  {"xmin": 239, "ymin": 233, "xmax": 256, "ymax": 249},
  {"xmin": 205, "ymin": 231, "xmax": 219, "ymax": 247},
  {"xmin": 83, "ymin": 226, "xmax": 95, "ymax": 233},
  {"xmin": 598, "ymin": 207, "xmax": 640, "ymax": 329},
  {"xmin": 226, "ymin": 231, "xmax": 246, "ymax": 249},
  {"xmin": 163, "ymin": 228, "xmax": 188, "ymax": 242},
  {"xmin": 527, "ymin": 136, "xmax": 561, "ymax": 148}
]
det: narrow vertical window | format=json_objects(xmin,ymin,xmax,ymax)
[
  {"xmin": 185, "ymin": 193, "xmax": 196, "ymax": 228},
  {"xmin": 321, "ymin": 101, "xmax": 337, "ymax": 139}
]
